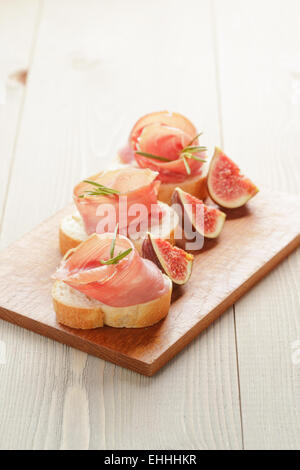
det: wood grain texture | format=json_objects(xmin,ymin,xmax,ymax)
[
  {"xmin": 0, "ymin": 0, "xmax": 243, "ymax": 450},
  {"xmin": 2, "ymin": 0, "xmax": 300, "ymax": 451},
  {"xmin": 0, "ymin": 0, "xmax": 61, "ymax": 451},
  {"xmin": 0, "ymin": 0, "xmax": 39, "ymax": 222},
  {"xmin": 214, "ymin": 0, "xmax": 300, "ymax": 449},
  {"xmin": 0, "ymin": 191, "xmax": 299, "ymax": 376}
]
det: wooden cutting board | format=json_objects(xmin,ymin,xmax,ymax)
[{"xmin": 0, "ymin": 190, "xmax": 299, "ymax": 376}]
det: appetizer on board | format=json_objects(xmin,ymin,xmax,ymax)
[
  {"xmin": 59, "ymin": 167, "xmax": 179, "ymax": 256},
  {"xmin": 53, "ymin": 233, "xmax": 172, "ymax": 329},
  {"xmin": 119, "ymin": 111, "xmax": 208, "ymax": 204}
]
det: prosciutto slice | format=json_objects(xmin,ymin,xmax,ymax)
[
  {"xmin": 127, "ymin": 111, "xmax": 206, "ymax": 183},
  {"xmin": 130, "ymin": 111, "xmax": 197, "ymax": 149},
  {"xmin": 74, "ymin": 168, "xmax": 160, "ymax": 236},
  {"xmin": 135, "ymin": 123, "xmax": 205, "ymax": 183},
  {"xmin": 53, "ymin": 234, "xmax": 170, "ymax": 307}
]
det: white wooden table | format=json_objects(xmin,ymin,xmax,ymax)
[{"xmin": 0, "ymin": 0, "xmax": 300, "ymax": 450}]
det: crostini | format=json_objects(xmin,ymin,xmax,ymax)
[
  {"xmin": 53, "ymin": 233, "xmax": 172, "ymax": 329},
  {"xmin": 59, "ymin": 167, "xmax": 179, "ymax": 256}
]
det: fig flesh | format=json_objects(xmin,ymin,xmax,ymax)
[
  {"xmin": 142, "ymin": 232, "xmax": 193, "ymax": 285},
  {"xmin": 207, "ymin": 147, "xmax": 259, "ymax": 208},
  {"xmin": 172, "ymin": 187, "xmax": 226, "ymax": 242}
]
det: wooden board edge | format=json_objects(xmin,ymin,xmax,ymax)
[
  {"xmin": 0, "ymin": 306, "xmax": 152, "ymax": 376},
  {"xmin": 148, "ymin": 233, "xmax": 300, "ymax": 376}
]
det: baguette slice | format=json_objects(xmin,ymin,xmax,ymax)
[
  {"xmin": 59, "ymin": 202, "xmax": 179, "ymax": 256},
  {"xmin": 52, "ymin": 278, "xmax": 172, "ymax": 329}
]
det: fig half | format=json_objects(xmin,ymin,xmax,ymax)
[
  {"xmin": 172, "ymin": 187, "xmax": 226, "ymax": 243},
  {"xmin": 207, "ymin": 147, "xmax": 259, "ymax": 208},
  {"xmin": 142, "ymin": 232, "xmax": 193, "ymax": 285}
]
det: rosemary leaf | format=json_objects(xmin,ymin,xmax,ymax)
[
  {"xmin": 189, "ymin": 155, "xmax": 207, "ymax": 162},
  {"xmin": 181, "ymin": 152, "xmax": 207, "ymax": 163},
  {"xmin": 110, "ymin": 223, "xmax": 119, "ymax": 258},
  {"xmin": 135, "ymin": 151, "xmax": 170, "ymax": 162},
  {"xmin": 79, "ymin": 180, "xmax": 120, "ymax": 198},
  {"xmin": 187, "ymin": 132, "xmax": 203, "ymax": 147},
  {"xmin": 182, "ymin": 156, "xmax": 191, "ymax": 175},
  {"xmin": 100, "ymin": 248, "xmax": 133, "ymax": 265},
  {"xmin": 83, "ymin": 180, "xmax": 119, "ymax": 193},
  {"xmin": 181, "ymin": 145, "xmax": 207, "ymax": 153},
  {"xmin": 83, "ymin": 180, "xmax": 106, "ymax": 188}
]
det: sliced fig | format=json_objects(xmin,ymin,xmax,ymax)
[
  {"xmin": 172, "ymin": 187, "xmax": 226, "ymax": 241},
  {"xmin": 142, "ymin": 232, "xmax": 193, "ymax": 285},
  {"xmin": 207, "ymin": 147, "xmax": 259, "ymax": 208}
]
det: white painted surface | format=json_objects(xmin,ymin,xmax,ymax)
[{"xmin": 0, "ymin": 0, "xmax": 299, "ymax": 449}]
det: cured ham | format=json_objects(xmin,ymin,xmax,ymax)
[
  {"xmin": 74, "ymin": 168, "xmax": 161, "ymax": 236},
  {"xmin": 130, "ymin": 111, "xmax": 197, "ymax": 149},
  {"xmin": 134, "ymin": 123, "xmax": 205, "ymax": 183},
  {"xmin": 53, "ymin": 234, "xmax": 170, "ymax": 307},
  {"xmin": 126, "ymin": 111, "xmax": 207, "ymax": 183}
]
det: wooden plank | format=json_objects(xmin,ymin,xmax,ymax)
[
  {"xmin": 214, "ymin": 0, "xmax": 300, "ymax": 449},
  {"xmin": 0, "ymin": 191, "xmax": 299, "ymax": 375},
  {"xmin": 0, "ymin": 0, "xmax": 47, "ymax": 451},
  {"xmin": 0, "ymin": 0, "xmax": 243, "ymax": 449},
  {"xmin": 0, "ymin": 0, "xmax": 39, "ymax": 220}
]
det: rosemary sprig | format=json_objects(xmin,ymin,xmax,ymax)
[
  {"xmin": 180, "ymin": 152, "xmax": 207, "ymax": 162},
  {"xmin": 179, "ymin": 152, "xmax": 206, "ymax": 175},
  {"xmin": 135, "ymin": 132, "xmax": 207, "ymax": 176},
  {"xmin": 79, "ymin": 180, "xmax": 120, "ymax": 198},
  {"xmin": 135, "ymin": 151, "xmax": 170, "ymax": 162},
  {"xmin": 179, "ymin": 134, "xmax": 207, "ymax": 175},
  {"xmin": 187, "ymin": 132, "xmax": 203, "ymax": 146},
  {"xmin": 182, "ymin": 155, "xmax": 191, "ymax": 175},
  {"xmin": 100, "ymin": 248, "xmax": 132, "ymax": 265},
  {"xmin": 181, "ymin": 145, "xmax": 207, "ymax": 153},
  {"xmin": 83, "ymin": 180, "xmax": 120, "ymax": 194},
  {"xmin": 99, "ymin": 224, "xmax": 132, "ymax": 265},
  {"xmin": 110, "ymin": 224, "xmax": 119, "ymax": 258}
]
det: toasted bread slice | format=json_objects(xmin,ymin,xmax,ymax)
[
  {"xmin": 52, "ymin": 278, "xmax": 172, "ymax": 329},
  {"xmin": 59, "ymin": 212, "xmax": 87, "ymax": 257},
  {"xmin": 59, "ymin": 202, "xmax": 179, "ymax": 256},
  {"xmin": 158, "ymin": 172, "xmax": 208, "ymax": 205}
]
